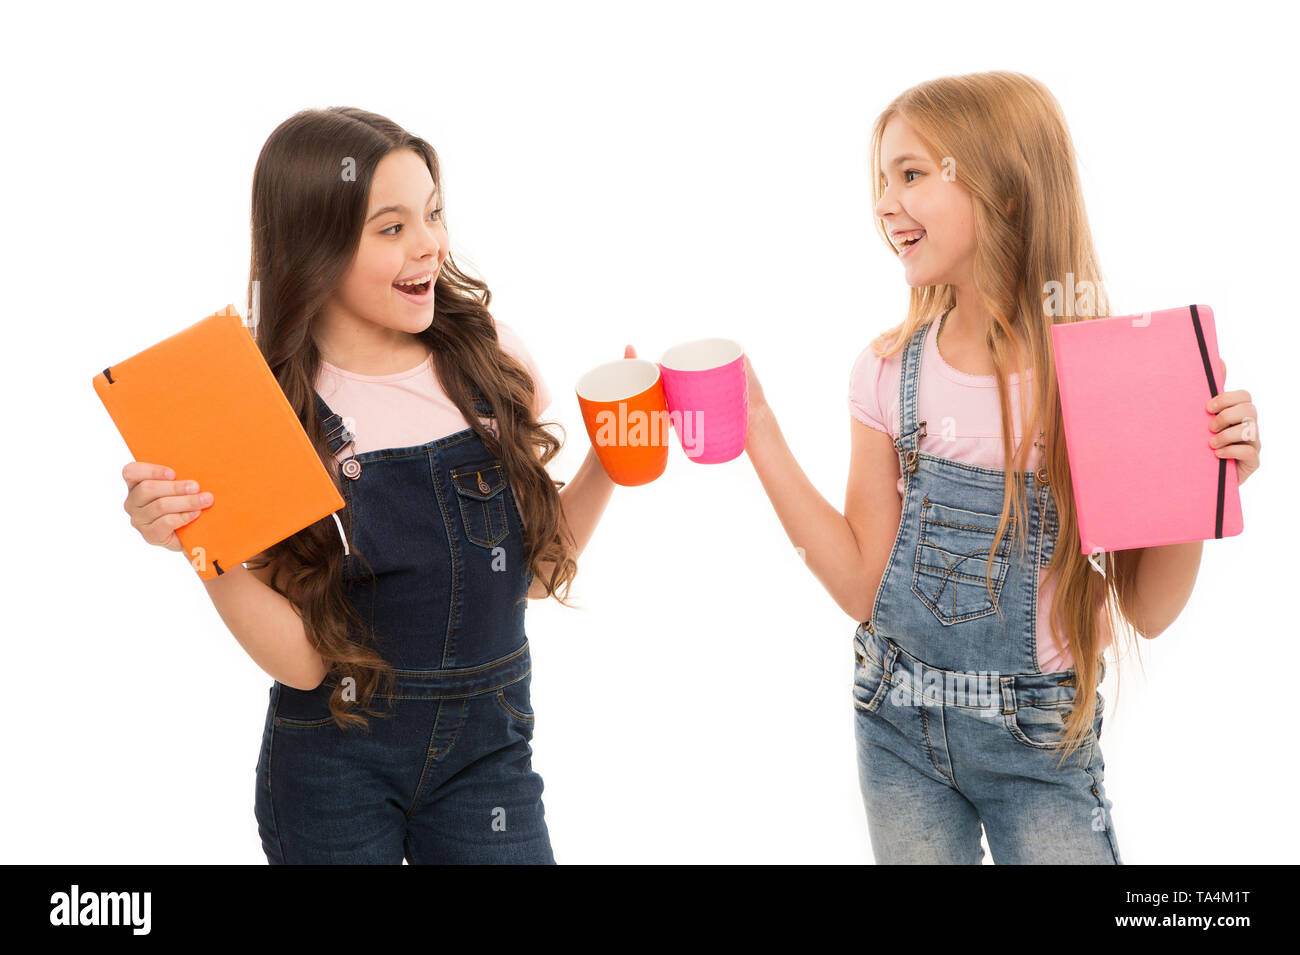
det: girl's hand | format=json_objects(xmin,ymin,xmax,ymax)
[
  {"xmin": 743, "ymin": 354, "xmax": 771, "ymax": 440},
  {"xmin": 122, "ymin": 461, "xmax": 216, "ymax": 552},
  {"xmin": 743, "ymin": 354, "xmax": 767, "ymax": 412},
  {"xmin": 1206, "ymin": 359, "xmax": 1260, "ymax": 486}
]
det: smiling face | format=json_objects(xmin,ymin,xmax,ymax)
[
  {"xmin": 316, "ymin": 147, "xmax": 448, "ymax": 370},
  {"xmin": 875, "ymin": 116, "xmax": 977, "ymax": 291}
]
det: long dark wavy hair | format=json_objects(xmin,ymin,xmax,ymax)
[{"xmin": 243, "ymin": 107, "xmax": 577, "ymax": 730}]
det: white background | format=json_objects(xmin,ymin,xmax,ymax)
[{"xmin": 4, "ymin": 0, "xmax": 1295, "ymax": 864}]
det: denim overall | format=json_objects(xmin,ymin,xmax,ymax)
[
  {"xmin": 254, "ymin": 386, "xmax": 554, "ymax": 864},
  {"xmin": 852, "ymin": 320, "xmax": 1120, "ymax": 864}
]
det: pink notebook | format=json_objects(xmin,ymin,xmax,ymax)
[{"xmin": 1051, "ymin": 304, "xmax": 1243, "ymax": 555}]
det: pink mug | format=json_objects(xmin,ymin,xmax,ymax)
[{"xmin": 657, "ymin": 338, "xmax": 748, "ymax": 463}]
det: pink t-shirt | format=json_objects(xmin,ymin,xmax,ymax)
[
  {"xmin": 848, "ymin": 311, "xmax": 1111, "ymax": 672},
  {"xmin": 315, "ymin": 320, "xmax": 553, "ymax": 528}
]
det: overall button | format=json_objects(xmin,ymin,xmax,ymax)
[{"xmin": 341, "ymin": 458, "xmax": 362, "ymax": 480}]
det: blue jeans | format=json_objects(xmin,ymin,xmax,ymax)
[
  {"xmin": 853, "ymin": 624, "xmax": 1120, "ymax": 864},
  {"xmin": 255, "ymin": 644, "xmax": 553, "ymax": 864}
]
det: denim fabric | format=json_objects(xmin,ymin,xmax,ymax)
[
  {"xmin": 853, "ymin": 321, "xmax": 1120, "ymax": 864},
  {"xmin": 253, "ymin": 388, "xmax": 554, "ymax": 864}
]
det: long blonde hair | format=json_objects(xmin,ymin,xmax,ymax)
[{"xmin": 867, "ymin": 72, "xmax": 1141, "ymax": 765}]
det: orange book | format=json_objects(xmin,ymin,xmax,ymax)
[{"xmin": 94, "ymin": 306, "xmax": 345, "ymax": 579}]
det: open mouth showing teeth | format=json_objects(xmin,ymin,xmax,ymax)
[
  {"xmin": 394, "ymin": 277, "xmax": 432, "ymax": 295},
  {"xmin": 899, "ymin": 231, "xmax": 926, "ymax": 249}
]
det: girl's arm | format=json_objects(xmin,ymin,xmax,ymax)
[
  {"xmin": 202, "ymin": 560, "xmax": 329, "ymax": 689},
  {"xmin": 525, "ymin": 344, "xmax": 631, "ymax": 599},
  {"xmin": 1122, "ymin": 542, "xmax": 1203, "ymax": 639},
  {"xmin": 743, "ymin": 358, "xmax": 901, "ymax": 622},
  {"xmin": 527, "ymin": 447, "xmax": 615, "ymax": 599}
]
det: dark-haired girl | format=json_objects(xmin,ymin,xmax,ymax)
[{"xmin": 122, "ymin": 107, "xmax": 626, "ymax": 863}]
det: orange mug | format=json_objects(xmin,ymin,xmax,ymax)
[{"xmin": 575, "ymin": 358, "xmax": 672, "ymax": 486}]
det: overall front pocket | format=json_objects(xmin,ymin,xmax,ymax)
[
  {"xmin": 450, "ymin": 459, "xmax": 510, "ymax": 548},
  {"xmin": 496, "ymin": 671, "xmax": 536, "ymax": 723},
  {"xmin": 1003, "ymin": 688, "xmax": 1105, "ymax": 751},
  {"xmin": 911, "ymin": 497, "xmax": 1013, "ymax": 624},
  {"xmin": 1004, "ymin": 699, "xmax": 1071, "ymax": 749},
  {"xmin": 273, "ymin": 679, "xmax": 341, "ymax": 729},
  {"xmin": 852, "ymin": 635, "xmax": 890, "ymax": 714}
]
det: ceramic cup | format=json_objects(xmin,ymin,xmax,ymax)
[
  {"xmin": 657, "ymin": 338, "xmax": 748, "ymax": 464},
  {"xmin": 575, "ymin": 358, "xmax": 672, "ymax": 486}
]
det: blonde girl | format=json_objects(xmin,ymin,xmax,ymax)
[{"xmin": 742, "ymin": 72, "xmax": 1261, "ymax": 864}]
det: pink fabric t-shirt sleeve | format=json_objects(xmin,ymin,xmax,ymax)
[
  {"xmin": 848, "ymin": 336, "xmax": 896, "ymax": 436},
  {"xmin": 496, "ymin": 320, "xmax": 553, "ymax": 418}
]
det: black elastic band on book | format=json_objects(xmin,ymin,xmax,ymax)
[
  {"xmin": 102, "ymin": 368, "xmax": 114, "ymax": 384},
  {"xmin": 213, "ymin": 559, "xmax": 225, "ymax": 576},
  {"xmin": 1189, "ymin": 304, "xmax": 1226, "ymax": 539}
]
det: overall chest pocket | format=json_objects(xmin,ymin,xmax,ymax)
[
  {"xmin": 450, "ymin": 459, "xmax": 510, "ymax": 548},
  {"xmin": 911, "ymin": 496, "xmax": 1013, "ymax": 624}
]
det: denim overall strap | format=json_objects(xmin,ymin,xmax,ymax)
[
  {"xmin": 894, "ymin": 321, "xmax": 931, "ymax": 480},
  {"xmin": 860, "ymin": 320, "xmax": 929, "ymax": 633}
]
